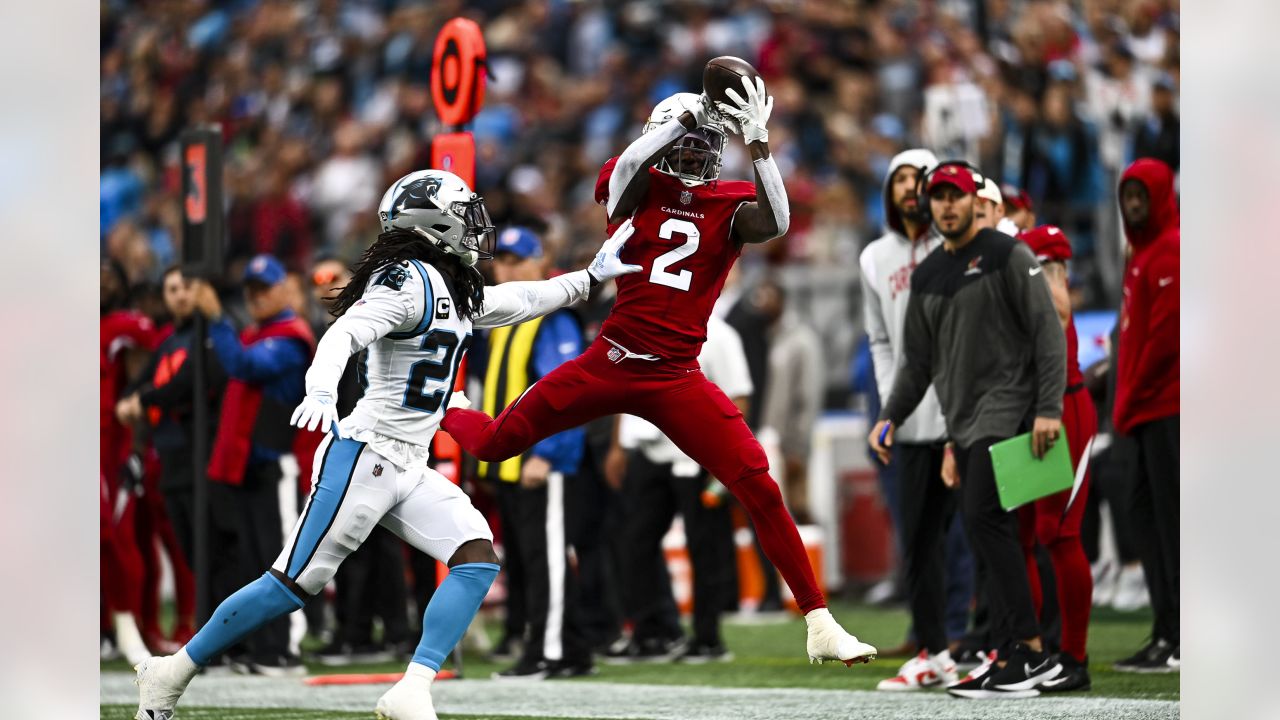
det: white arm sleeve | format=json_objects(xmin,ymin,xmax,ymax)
[
  {"xmin": 752, "ymin": 154, "xmax": 790, "ymax": 237},
  {"xmin": 607, "ymin": 118, "xmax": 687, "ymax": 218},
  {"xmin": 473, "ymin": 270, "xmax": 592, "ymax": 329},
  {"xmin": 859, "ymin": 247, "xmax": 896, "ymax": 403},
  {"xmin": 305, "ymin": 285, "xmax": 414, "ymax": 396}
]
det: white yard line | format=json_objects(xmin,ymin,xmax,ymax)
[{"xmin": 102, "ymin": 672, "xmax": 1179, "ymax": 720}]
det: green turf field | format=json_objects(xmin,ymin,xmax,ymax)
[{"xmin": 102, "ymin": 601, "xmax": 1178, "ymax": 719}]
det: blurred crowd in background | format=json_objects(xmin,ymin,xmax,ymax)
[{"xmin": 102, "ymin": 0, "xmax": 1179, "ymax": 399}]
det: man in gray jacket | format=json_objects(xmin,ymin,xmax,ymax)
[
  {"xmin": 860, "ymin": 149, "xmax": 963, "ymax": 690},
  {"xmin": 870, "ymin": 162, "xmax": 1066, "ymax": 699}
]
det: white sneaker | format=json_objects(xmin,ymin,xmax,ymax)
[
  {"xmin": 877, "ymin": 649, "xmax": 958, "ymax": 691},
  {"xmin": 1091, "ymin": 561, "xmax": 1117, "ymax": 607},
  {"xmin": 804, "ymin": 608, "xmax": 877, "ymax": 666},
  {"xmin": 1112, "ymin": 564, "xmax": 1150, "ymax": 611},
  {"xmin": 134, "ymin": 651, "xmax": 198, "ymax": 720},
  {"xmin": 446, "ymin": 392, "xmax": 472, "ymax": 411},
  {"xmin": 376, "ymin": 664, "xmax": 439, "ymax": 720}
]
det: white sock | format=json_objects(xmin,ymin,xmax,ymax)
[
  {"xmin": 173, "ymin": 648, "xmax": 199, "ymax": 676},
  {"xmin": 405, "ymin": 662, "xmax": 437, "ymax": 684},
  {"xmin": 803, "ymin": 607, "xmax": 832, "ymax": 626}
]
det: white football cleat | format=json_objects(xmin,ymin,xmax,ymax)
[
  {"xmin": 877, "ymin": 649, "xmax": 958, "ymax": 691},
  {"xmin": 804, "ymin": 608, "xmax": 877, "ymax": 666},
  {"xmin": 446, "ymin": 391, "xmax": 472, "ymax": 411},
  {"xmin": 376, "ymin": 664, "xmax": 439, "ymax": 720},
  {"xmin": 134, "ymin": 651, "xmax": 198, "ymax": 720}
]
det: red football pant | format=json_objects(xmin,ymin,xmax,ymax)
[
  {"xmin": 101, "ymin": 473, "xmax": 144, "ymax": 623},
  {"xmin": 1018, "ymin": 388, "xmax": 1097, "ymax": 662},
  {"xmin": 443, "ymin": 338, "xmax": 825, "ymax": 613}
]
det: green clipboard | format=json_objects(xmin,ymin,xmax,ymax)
[{"xmin": 989, "ymin": 432, "xmax": 1074, "ymax": 511}]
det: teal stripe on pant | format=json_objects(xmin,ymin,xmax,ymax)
[{"xmin": 285, "ymin": 437, "xmax": 365, "ymax": 579}]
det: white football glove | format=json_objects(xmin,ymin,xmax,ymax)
[
  {"xmin": 290, "ymin": 391, "xmax": 348, "ymax": 438},
  {"xmin": 717, "ymin": 75, "xmax": 773, "ymax": 145},
  {"xmin": 587, "ymin": 218, "xmax": 644, "ymax": 283},
  {"xmin": 674, "ymin": 93, "xmax": 715, "ymax": 128}
]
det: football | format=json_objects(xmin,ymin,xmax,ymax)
[{"xmin": 703, "ymin": 55, "xmax": 760, "ymax": 110}]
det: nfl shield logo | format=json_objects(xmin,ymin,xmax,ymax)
[
  {"xmin": 607, "ymin": 347, "xmax": 623, "ymax": 363},
  {"xmin": 679, "ymin": 190, "xmax": 693, "ymax": 205}
]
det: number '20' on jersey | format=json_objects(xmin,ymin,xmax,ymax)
[
  {"xmin": 346, "ymin": 260, "xmax": 471, "ymax": 445},
  {"xmin": 595, "ymin": 157, "xmax": 756, "ymax": 361}
]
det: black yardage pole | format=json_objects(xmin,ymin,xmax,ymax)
[{"xmin": 180, "ymin": 126, "xmax": 224, "ymax": 623}]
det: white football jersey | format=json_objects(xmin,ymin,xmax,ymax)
[
  {"xmin": 343, "ymin": 259, "xmax": 471, "ymax": 447},
  {"xmin": 305, "ymin": 257, "xmax": 593, "ymax": 468}
]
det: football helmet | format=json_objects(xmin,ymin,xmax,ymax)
[
  {"xmin": 644, "ymin": 93, "xmax": 726, "ymax": 187},
  {"xmin": 377, "ymin": 169, "xmax": 496, "ymax": 266}
]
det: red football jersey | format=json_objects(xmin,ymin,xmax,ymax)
[
  {"xmin": 595, "ymin": 157, "xmax": 756, "ymax": 360},
  {"xmin": 100, "ymin": 310, "xmax": 160, "ymax": 474}
]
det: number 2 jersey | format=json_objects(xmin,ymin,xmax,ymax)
[
  {"xmin": 305, "ymin": 258, "xmax": 592, "ymax": 469},
  {"xmin": 595, "ymin": 157, "xmax": 757, "ymax": 362}
]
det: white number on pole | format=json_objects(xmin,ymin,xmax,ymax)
[{"xmin": 649, "ymin": 218, "xmax": 700, "ymax": 291}]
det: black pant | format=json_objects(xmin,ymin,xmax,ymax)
[
  {"xmin": 1130, "ymin": 415, "xmax": 1179, "ymax": 643},
  {"xmin": 210, "ymin": 461, "xmax": 292, "ymax": 663},
  {"xmin": 495, "ymin": 474, "xmax": 590, "ymax": 664},
  {"xmin": 333, "ymin": 527, "xmax": 410, "ymax": 648},
  {"xmin": 565, "ymin": 441, "xmax": 624, "ymax": 650},
  {"xmin": 163, "ymin": 482, "xmax": 239, "ymax": 629},
  {"xmin": 897, "ymin": 443, "xmax": 955, "ymax": 654},
  {"xmin": 620, "ymin": 452, "xmax": 735, "ymax": 646},
  {"xmin": 956, "ymin": 438, "xmax": 1038, "ymax": 646}
]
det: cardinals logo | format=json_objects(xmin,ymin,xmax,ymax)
[{"xmin": 964, "ymin": 255, "xmax": 984, "ymax": 276}]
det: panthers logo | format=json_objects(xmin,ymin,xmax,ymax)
[
  {"xmin": 377, "ymin": 264, "xmax": 410, "ymax": 291},
  {"xmin": 394, "ymin": 176, "xmax": 444, "ymax": 217}
]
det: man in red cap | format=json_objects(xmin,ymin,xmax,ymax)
[
  {"xmin": 1016, "ymin": 225, "xmax": 1098, "ymax": 691},
  {"xmin": 1111, "ymin": 158, "xmax": 1180, "ymax": 673},
  {"xmin": 1001, "ymin": 184, "xmax": 1036, "ymax": 232},
  {"xmin": 870, "ymin": 162, "xmax": 1067, "ymax": 699}
]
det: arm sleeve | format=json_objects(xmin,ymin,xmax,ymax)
[
  {"xmin": 1132, "ymin": 250, "xmax": 1180, "ymax": 392},
  {"xmin": 880, "ymin": 289, "xmax": 933, "ymax": 426},
  {"xmin": 1008, "ymin": 243, "xmax": 1068, "ymax": 418},
  {"xmin": 606, "ymin": 118, "xmax": 686, "ymax": 218},
  {"xmin": 859, "ymin": 247, "xmax": 896, "ymax": 403},
  {"xmin": 473, "ymin": 271, "xmax": 592, "ymax": 329},
  {"xmin": 527, "ymin": 314, "xmax": 586, "ymax": 468},
  {"xmin": 306, "ymin": 284, "xmax": 415, "ymax": 396},
  {"xmin": 208, "ymin": 319, "xmax": 309, "ymax": 383}
]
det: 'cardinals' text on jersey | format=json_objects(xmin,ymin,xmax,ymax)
[{"xmin": 595, "ymin": 157, "xmax": 756, "ymax": 361}]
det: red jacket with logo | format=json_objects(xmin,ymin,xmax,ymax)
[{"xmin": 1113, "ymin": 159, "xmax": 1180, "ymax": 434}]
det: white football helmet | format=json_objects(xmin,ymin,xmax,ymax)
[
  {"xmin": 644, "ymin": 93, "xmax": 726, "ymax": 187},
  {"xmin": 377, "ymin": 169, "xmax": 496, "ymax": 266}
]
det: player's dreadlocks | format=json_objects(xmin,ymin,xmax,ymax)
[{"xmin": 330, "ymin": 227, "xmax": 486, "ymax": 321}]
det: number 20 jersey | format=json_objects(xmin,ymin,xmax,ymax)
[
  {"xmin": 595, "ymin": 157, "xmax": 757, "ymax": 361},
  {"xmin": 344, "ymin": 260, "xmax": 471, "ymax": 447}
]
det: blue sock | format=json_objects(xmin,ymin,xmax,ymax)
[
  {"xmin": 184, "ymin": 573, "xmax": 304, "ymax": 666},
  {"xmin": 412, "ymin": 562, "xmax": 499, "ymax": 671}
]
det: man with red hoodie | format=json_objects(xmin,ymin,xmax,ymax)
[{"xmin": 1111, "ymin": 158, "xmax": 1180, "ymax": 673}]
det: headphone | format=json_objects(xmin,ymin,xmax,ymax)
[{"xmin": 914, "ymin": 159, "xmax": 989, "ymax": 224}]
